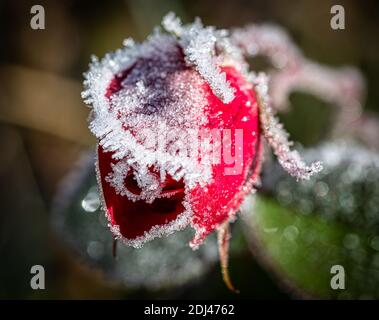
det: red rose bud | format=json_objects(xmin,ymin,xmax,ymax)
[
  {"xmin": 96, "ymin": 41, "xmax": 261, "ymax": 246},
  {"xmin": 82, "ymin": 12, "xmax": 322, "ymax": 291}
]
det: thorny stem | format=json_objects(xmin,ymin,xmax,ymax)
[
  {"xmin": 217, "ymin": 222, "xmax": 239, "ymax": 294},
  {"xmin": 231, "ymin": 25, "xmax": 365, "ymax": 137},
  {"xmin": 252, "ymin": 72, "xmax": 323, "ymax": 180}
]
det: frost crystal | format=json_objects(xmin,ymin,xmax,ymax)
[
  {"xmin": 162, "ymin": 12, "xmax": 240, "ymax": 103},
  {"xmin": 105, "ymin": 160, "xmax": 162, "ymax": 203},
  {"xmin": 82, "ymin": 13, "xmax": 332, "ymax": 250},
  {"xmin": 85, "ymin": 33, "xmax": 214, "ymax": 191},
  {"xmin": 252, "ymin": 72, "xmax": 323, "ymax": 180},
  {"xmin": 231, "ymin": 24, "xmax": 302, "ymax": 69},
  {"xmin": 231, "ymin": 24, "xmax": 365, "ymax": 136},
  {"xmin": 84, "ymin": 20, "xmax": 251, "ymax": 247}
]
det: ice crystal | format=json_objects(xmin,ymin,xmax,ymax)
[
  {"xmin": 83, "ymin": 30, "xmax": 221, "ymax": 246},
  {"xmin": 80, "ymin": 13, "xmax": 358, "ymax": 251},
  {"xmin": 231, "ymin": 24, "xmax": 365, "ymax": 135},
  {"xmin": 51, "ymin": 152, "xmax": 219, "ymax": 290},
  {"xmin": 263, "ymin": 142, "xmax": 379, "ymax": 234},
  {"xmin": 231, "ymin": 24, "xmax": 301, "ymax": 69},
  {"xmin": 76, "ymin": 12, "xmax": 376, "ymax": 295},
  {"xmin": 82, "ymin": 16, "xmax": 250, "ymax": 206},
  {"xmin": 251, "ymin": 72, "xmax": 323, "ymax": 180},
  {"xmin": 162, "ymin": 12, "xmax": 239, "ymax": 103},
  {"xmin": 85, "ymin": 33, "xmax": 214, "ymax": 194},
  {"xmin": 105, "ymin": 160, "xmax": 161, "ymax": 203},
  {"xmin": 107, "ymin": 208, "xmax": 193, "ymax": 249}
]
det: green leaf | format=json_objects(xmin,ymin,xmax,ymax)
[{"xmin": 244, "ymin": 196, "xmax": 379, "ymax": 299}]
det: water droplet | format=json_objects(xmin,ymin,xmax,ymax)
[{"xmin": 81, "ymin": 187, "xmax": 100, "ymax": 212}]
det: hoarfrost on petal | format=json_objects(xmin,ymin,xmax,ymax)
[
  {"xmin": 162, "ymin": 12, "xmax": 241, "ymax": 104},
  {"xmin": 84, "ymin": 31, "xmax": 218, "ymax": 202}
]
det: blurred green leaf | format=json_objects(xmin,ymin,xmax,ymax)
[{"xmin": 245, "ymin": 196, "xmax": 379, "ymax": 299}]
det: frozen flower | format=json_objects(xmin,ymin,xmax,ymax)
[{"xmin": 82, "ymin": 13, "xmax": 325, "ymax": 291}]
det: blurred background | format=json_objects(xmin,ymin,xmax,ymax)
[{"xmin": 1, "ymin": 0, "xmax": 379, "ymax": 299}]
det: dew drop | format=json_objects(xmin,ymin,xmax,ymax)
[{"xmin": 81, "ymin": 187, "xmax": 100, "ymax": 212}]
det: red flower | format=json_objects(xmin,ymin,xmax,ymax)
[
  {"xmin": 83, "ymin": 13, "xmax": 322, "ymax": 291},
  {"xmin": 97, "ymin": 61, "xmax": 262, "ymax": 248}
]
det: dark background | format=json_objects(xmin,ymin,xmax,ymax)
[{"xmin": 0, "ymin": 0, "xmax": 378, "ymax": 299}]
